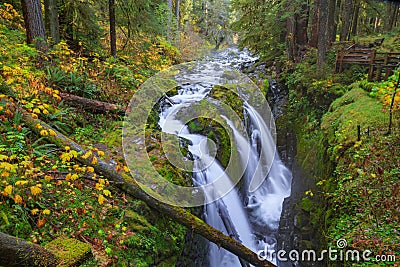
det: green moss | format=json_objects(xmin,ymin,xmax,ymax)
[
  {"xmin": 321, "ymin": 87, "xmax": 387, "ymax": 148},
  {"xmin": 45, "ymin": 237, "xmax": 91, "ymax": 267}
]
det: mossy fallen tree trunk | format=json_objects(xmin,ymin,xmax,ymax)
[
  {"xmin": 2, "ymin": 99, "xmax": 274, "ymax": 267},
  {"xmin": 0, "ymin": 232, "xmax": 58, "ymax": 267},
  {"xmin": 59, "ymin": 93, "xmax": 125, "ymax": 115}
]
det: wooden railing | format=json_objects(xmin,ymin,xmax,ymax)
[{"xmin": 335, "ymin": 47, "xmax": 400, "ymax": 81}]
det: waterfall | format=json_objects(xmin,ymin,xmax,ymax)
[{"xmin": 157, "ymin": 47, "xmax": 292, "ymax": 266}]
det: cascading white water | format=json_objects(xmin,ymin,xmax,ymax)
[{"xmin": 158, "ymin": 47, "xmax": 292, "ymax": 266}]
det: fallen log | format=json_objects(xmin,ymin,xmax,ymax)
[
  {"xmin": 0, "ymin": 232, "xmax": 58, "ymax": 267},
  {"xmin": 59, "ymin": 92, "xmax": 125, "ymax": 115},
  {"xmin": 5, "ymin": 99, "xmax": 274, "ymax": 267}
]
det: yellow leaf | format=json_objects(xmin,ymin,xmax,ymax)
[
  {"xmin": 97, "ymin": 151, "xmax": 105, "ymax": 157},
  {"xmin": 103, "ymin": 189, "xmax": 111, "ymax": 197},
  {"xmin": 31, "ymin": 113, "xmax": 38, "ymax": 119},
  {"xmin": 66, "ymin": 173, "xmax": 72, "ymax": 181},
  {"xmin": 33, "ymin": 108, "xmax": 41, "ymax": 114},
  {"xmin": 123, "ymin": 166, "xmax": 130, "ymax": 173},
  {"xmin": 15, "ymin": 180, "xmax": 28, "ymax": 186},
  {"xmin": 3, "ymin": 185, "xmax": 12, "ymax": 196},
  {"xmin": 40, "ymin": 130, "xmax": 48, "ymax": 136},
  {"xmin": 30, "ymin": 186, "xmax": 42, "ymax": 196},
  {"xmin": 31, "ymin": 208, "xmax": 39, "ymax": 215},
  {"xmin": 81, "ymin": 150, "xmax": 92, "ymax": 159},
  {"xmin": 42, "ymin": 109, "xmax": 49, "ymax": 115},
  {"xmin": 0, "ymin": 154, "xmax": 8, "ymax": 161},
  {"xmin": 70, "ymin": 174, "xmax": 78, "ymax": 180},
  {"xmin": 65, "ymin": 146, "xmax": 70, "ymax": 151},
  {"xmin": 91, "ymin": 156, "xmax": 98, "ymax": 165},
  {"xmin": 95, "ymin": 183, "xmax": 103, "ymax": 191},
  {"xmin": 48, "ymin": 129, "xmax": 56, "ymax": 136},
  {"xmin": 44, "ymin": 175, "xmax": 52, "ymax": 182},
  {"xmin": 42, "ymin": 209, "xmax": 51, "ymax": 215},
  {"xmin": 98, "ymin": 194, "xmax": 105, "ymax": 205},
  {"xmin": 36, "ymin": 124, "xmax": 42, "ymax": 129},
  {"xmin": 87, "ymin": 166, "xmax": 94, "ymax": 173},
  {"xmin": 14, "ymin": 194, "xmax": 23, "ymax": 204}
]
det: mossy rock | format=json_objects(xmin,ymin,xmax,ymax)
[
  {"xmin": 45, "ymin": 237, "xmax": 91, "ymax": 267},
  {"xmin": 321, "ymin": 87, "xmax": 386, "ymax": 147}
]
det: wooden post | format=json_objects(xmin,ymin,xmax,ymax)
[
  {"xmin": 357, "ymin": 125, "xmax": 361, "ymax": 141},
  {"xmin": 383, "ymin": 53, "xmax": 389, "ymax": 80},
  {"xmin": 368, "ymin": 50, "xmax": 376, "ymax": 81}
]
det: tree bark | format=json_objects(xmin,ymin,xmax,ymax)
[
  {"xmin": 317, "ymin": 0, "xmax": 328, "ymax": 70},
  {"xmin": 59, "ymin": 93, "xmax": 125, "ymax": 115},
  {"xmin": 44, "ymin": 0, "xmax": 60, "ymax": 44},
  {"xmin": 109, "ymin": 0, "xmax": 117, "ymax": 57},
  {"xmin": 332, "ymin": 0, "xmax": 341, "ymax": 41},
  {"xmin": 21, "ymin": 0, "xmax": 48, "ymax": 51},
  {"xmin": 351, "ymin": 1, "xmax": 360, "ymax": 36},
  {"xmin": 309, "ymin": 0, "xmax": 320, "ymax": 48},
  {"xmin": 327, "ymin": 0, "xmax": 336, "ymax": 44},
  {"xmin": 175, "ymin": 0, "xmax": 180, "ymax": 27},
  {"xmin": 0, "ymin": 95, "xmax": 273, "ymax": 267},
  {"xmin": 0, "ymin": 232, "xmax": 58, "ymax": 267},
  {"xmin": 340, "ymin": 0, "xmax": 353, "ymax": 41}
]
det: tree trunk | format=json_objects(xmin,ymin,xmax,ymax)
[
  {"xmin": 351, "ymin": 1, "xmax": 359, "ymax": 37},
  {"xmin": 340, "ymin": 0, "xmax": 352, "ymax": 41},
  {"xmin": 317, "ymin": 0, "xmax": 328, "ymax": 70},
  {"xmin": 0, "ymin": 232, "xmax": 58, "ymax": 267},
  {"xmin": 21, "ymin": 0, "xmax": 47, "ymax": 51},
  {"xmin": 167, "ymin": 0, "xmax": 173, "ymax": 40},
  {"xmin": 295, "ymin": 1, "xmax": 309, "ymax": 56},
  {"xmin": 109, "ymin": 0, "xmax": 117, "ymax": 57},
  {"xmin": 332, "ymin": 0, "xmax": 341, "ymax": 42},
  {"xmin": 0, "ymin": 95, "xmax": 273, "ymax": 267},
  {"xmin": 175, "ymin": 0, "xmax": 180, "ymax": 27},
  {"xmin": 309, "ymin": 0, "xmax": 320, "ymax": 48},
  {"xmin": 44, "ymin": 0, "xmax": 60, "ymax": 44},
  {"xmin": 327, "ymin": 0, "xmax": 336, "ymax": 44},
  {"xmin": 59, "ymin": 93, "xmax": 125, "ymax": 115}
]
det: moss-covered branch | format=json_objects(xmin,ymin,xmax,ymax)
[
  {"xmin": 0, "ymin": 232, "xmax": 58, "ymax": 267},
  {"xmin": 1, "ymin": 95, "xmax": 274, "ymax": 267}
]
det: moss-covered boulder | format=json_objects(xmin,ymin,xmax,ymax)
[{"xmin": 45, "ymin": 237, "xmax": 91, "ymax": 267}]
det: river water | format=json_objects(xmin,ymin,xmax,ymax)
[{"xmin": 158, "ymin": 47, "xmax": 293, "ymax": 266}]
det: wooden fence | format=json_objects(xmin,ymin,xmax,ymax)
[{"xmin": 335, "ymin": 47, "xmax": 400, "ymax": 81}]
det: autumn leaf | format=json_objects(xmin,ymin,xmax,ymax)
[
  {"xmin": 3, "ymin": 185, "xmax": 12, "ymax": 196},
  {"xmin": 31, "ymin": 208, "xmax": 39, "ymax": 215},
  {"xmin": 91, "ymin": 156, "xmax": 98, "ymax": 165},
  {"xmin": 98, "ymin": 194, "xmax": 105, "ymax": 205},
  {"xmin": 42, "ymin": 209, "xmax": 51, "ymax": 215},
  {"xmin": 37, "ymin": 218, "xmax": 46, "ymax": 228},
  {"xmin": 40, "ymin": 129, "xmax": 48, "ymax": 136},
  {"xmin": 48, "ymin": 129, "xmax": 56, "ymax": 136},
  {"xmin": 81, "ymin": 150, "xmax": 92, "ymax": 159},
  {"xmin": 30, "ymin": 185, "xmax": 42, "ymax": 196},
  {"xmin": 15, "ymin": 180, "xmax": 28, "ymax": 186},
  {"xmin": 103, "ymin": 189, "xmax": 111, "ymax": 197},
  {"xmin": 14, "ymin": 194, "xmax": 23, "ymax": 204}
]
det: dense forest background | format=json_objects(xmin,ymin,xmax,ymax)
[{"xmin": 0, "ymin": 0, "xmax": 399, "ymax": 266}]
